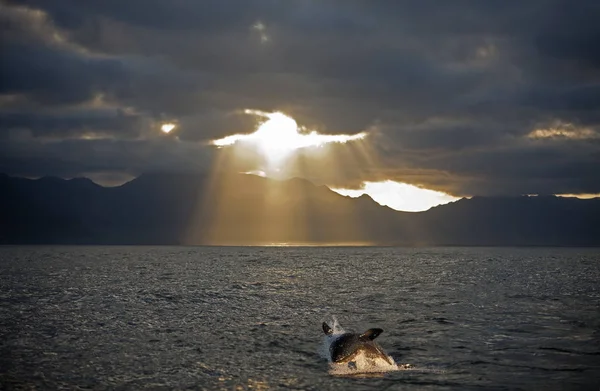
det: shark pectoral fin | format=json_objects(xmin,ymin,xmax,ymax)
[
  {"xmin": 322, "ymin": 322, "xmax": 333, "ymax": 335},
  {"xmin": 360, "ymin": 328, "xmax": 383, "ymax": 340}
]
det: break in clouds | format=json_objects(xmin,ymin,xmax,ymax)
[{"xmin": 1, "ymin": 0, "xmax": 600, "ymax": 196}]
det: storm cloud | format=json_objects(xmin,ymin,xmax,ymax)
[{"xmin": 1, "ymin": 0, "xmax": 599, "ymax": 195}]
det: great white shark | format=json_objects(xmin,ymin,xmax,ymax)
[{"xmin": 322, "ymin": 322, "xmax": 396, "ymax": 370}]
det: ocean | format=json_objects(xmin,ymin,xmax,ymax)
[{"xmin": 1, "ymin": 246, "xmax": 599, "ymax": 390}]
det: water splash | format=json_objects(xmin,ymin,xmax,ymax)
[
  {"xmin": 318, "ymin": 316, "xmax": 344, "ymax": 361},
  {"xmin": 320, "ymin": 317, "xmax": 413, "ymax": 376},
  {"xmin": 328, "ymin": 354, "xmax": 404, "ymax": 377}
]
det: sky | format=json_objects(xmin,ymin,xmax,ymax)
[{"xmin": 1, "ymin": 0, "xmax": 600, "ymax": 210}]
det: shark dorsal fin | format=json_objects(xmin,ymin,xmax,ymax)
[
  {"xmin": 322, "ymin": 322, "xmax": 333, "ymax": 335},
  {"xmin": 360, "ymin": 328, "xmax": 383, "ymax": 340}
]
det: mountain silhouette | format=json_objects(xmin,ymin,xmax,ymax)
[{"xmin": 1, "ymin": 172, "xmax": 599, "ymax": 245}]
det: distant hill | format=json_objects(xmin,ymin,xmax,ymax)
[{"xmin": 1, "ymin": 172, "xmax": 599, "ymax": 246}]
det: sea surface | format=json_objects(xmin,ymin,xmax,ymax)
[{"xmin": 1, "ymin": 246, "xmax": 599, "ymax": 390}]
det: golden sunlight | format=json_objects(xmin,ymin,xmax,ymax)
[
  {"xmin": 527, "ymin": 121, "xmax": 598, "ymax": 140},
  {"xmin": 331, "ymin": 180, "xmax": 460, "ymax": 212},
  {"xmin": 556, "ymin": 193, "xmax": 600, "ymax": 199},
  {"xmin": 161, "ymin": 123, "xmax": 176, "ymax": 133},
  {"xmin": 211, "ymin": 110, "xmax": 366, "ymax": 163}
]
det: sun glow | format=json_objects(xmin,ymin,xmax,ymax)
[
  {"xmin": 211, "ymin": 110, "xmax": 366, "ymax": 163},
  {"xmin": 161, "ymin": 123, "xmax": 176, "ymax": 133},
  {"xmin": 331, "ymin": 180, "xmax": 460, "ymax": 212}
]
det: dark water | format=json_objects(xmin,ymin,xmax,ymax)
[{"xmin": 1, "ymin": 246, "xmax": 599, "ymax": 390}]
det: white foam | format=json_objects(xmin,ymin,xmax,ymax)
[{"xmin": 328, "ymin": 351, "xmax": 401, "ymax": 376}]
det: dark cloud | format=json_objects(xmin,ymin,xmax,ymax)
[
  {"xmin": 0, "ymin": 137, "xmax": 214, "ymax": 178},
  {"xmin": 1, "ymin": 41, "xmax": 122, "ymax": 105},
  {"xmin": 0, "ymin": 107, "xmax": 144, "ymax": 139},
  {"xmin": 1, "ymin": 0, "xmax": 600, "ymax": 194}
]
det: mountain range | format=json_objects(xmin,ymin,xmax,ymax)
[{"xmin": 1, "ymin": 172, "xmax": 599, "ymax": 246}]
